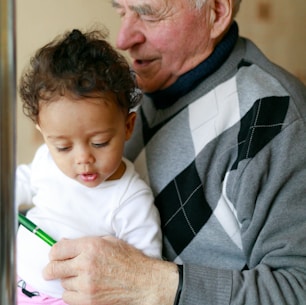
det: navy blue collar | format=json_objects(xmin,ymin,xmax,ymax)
[{"xmin": 146, "ymin": 22, "xmax": 239, "ymax": 109}]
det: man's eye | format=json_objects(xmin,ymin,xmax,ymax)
[
  {"xmin": 113, "ymin": 6, "xmax": 125, "ymax": 18},
  {"xmin": 118, "ymin": 10, "xmax": 125, "ymax": 18},
  {"xmin": 141, "ymin": 15, "xmax": 160, "ymax": 22}
]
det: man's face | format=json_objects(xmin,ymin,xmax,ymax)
[{"xmin": 113, "ymin": 0, "xmax": 216, "ymax": 92}]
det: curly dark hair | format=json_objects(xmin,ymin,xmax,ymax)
[{"xmin": 19, "ymin": 28, "xmax": 142, "ymax": 123}]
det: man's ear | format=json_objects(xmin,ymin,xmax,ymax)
[
  {"xmin": 209, "ymin": 0, "xmax": 233, "ymax": 40},
  {"xmin": 125, "ymin": 112, "xmax": 136, "ymax": 141}
]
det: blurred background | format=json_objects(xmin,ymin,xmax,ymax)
[{"xmin": 16, "ymin": 0, "xmax": 306, "ymax": 165}]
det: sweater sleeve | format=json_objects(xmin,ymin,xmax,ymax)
[{"xmin": 179, "ymin": 119, "xmax": 306, "ymax": 305}]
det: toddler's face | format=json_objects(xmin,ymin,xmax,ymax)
[{"xmin": 37, "ymin": 95, "xmax": 135, "ymax": 187}]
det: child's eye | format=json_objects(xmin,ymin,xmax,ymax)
[
  {"xmin": 92, "ymin": 142, "xmax": 109, "ymax": 148},
  {"xmin": 56, "ymin": 146, "xmax": 71, "ymax": 152}
]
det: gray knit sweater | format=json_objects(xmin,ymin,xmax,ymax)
[{"xmin": 124, "ymin": 33, "xmax": 306, "ymax": 305}]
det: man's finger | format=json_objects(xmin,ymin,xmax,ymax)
[
  {"xmin": 43, "ymin": 259, "xmax": 77, "ymax": 280},
  {"xmin": 48, "ymin": 238, "xmax": 79, "ymax": 260},
  {"xmin": 62, "ymin": 290, "xmax": 83, "ymax": 305}
]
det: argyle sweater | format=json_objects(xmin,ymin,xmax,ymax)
[{"xmin": 124, "ymin": 23, "xmax": 306, "ymax": 305}]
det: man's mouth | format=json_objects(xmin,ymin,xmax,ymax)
[{"xmin": 133, "ymin": 58, "xmax": 154, "ymax": 68}]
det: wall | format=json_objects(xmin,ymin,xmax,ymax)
[
  {"xmin": 236, "ymin": 0, "xmax": 306, "ymax": 84},
  {"xmin": 16, "ymin": 0, "xmax": 306, "ymax": 164},
  {"xmin": 16, "ymin": 0, "xmax": 121, "ymax": 164}
]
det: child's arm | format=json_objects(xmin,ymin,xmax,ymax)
[
  {"xmin": 15, "ymin": 163, "xmax": 34, "ymax": 211},
  {"xmin": 113, "ymin": 187, "xmax": 162, "ymax": 259}
]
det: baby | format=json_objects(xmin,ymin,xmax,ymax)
[{"xmin": 16, "ymin": 28, "xmax": 161, "ymax": 305}]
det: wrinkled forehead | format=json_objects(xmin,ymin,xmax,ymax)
[{"xmin": 111, "ymin": 0, "xmax": 177, "ymax": 11}]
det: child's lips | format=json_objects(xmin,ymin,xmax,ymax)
[{"xmin": 80, "ymin": 173, "xmax": 98, "ymax": 182}]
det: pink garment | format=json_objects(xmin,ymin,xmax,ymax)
[{"xmin": 17, "ymin": 278, "xmax": 67, "ymax": 305}]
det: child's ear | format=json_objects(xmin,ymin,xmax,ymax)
[
  {"xmin": 35, "ymin": 124, "xmax": 42, "ymax": 133},
  {"xmin": 125, "ymin": 112, "xmax": 136, "ymax": 141}
]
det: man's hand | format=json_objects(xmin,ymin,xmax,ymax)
[{"xmin": 43, "ymin": 236, "xmax": 179, "ymax": 305}]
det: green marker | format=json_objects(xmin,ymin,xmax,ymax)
[{"xmin": 18, "ymin": 213, "xmax": 56, "ymax": 246}]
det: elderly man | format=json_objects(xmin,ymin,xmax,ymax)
[{"xmin": 44, "ymin": 0, "xmax": 306, "ymax": 304}]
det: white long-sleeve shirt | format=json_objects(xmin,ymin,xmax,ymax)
[{"xmin": 16, "ymin": 144, "xmax": 161, "ymax": 298}]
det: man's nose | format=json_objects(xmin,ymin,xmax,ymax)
[{"xmin": 116, "ymin": 14, "xmax": 145, "ymax": 50}]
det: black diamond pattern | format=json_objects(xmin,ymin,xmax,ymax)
[
  {"xmin": 232, "ymin": 96, "xmax": 289, "ymax": 170},
  {"xmin": 155, "ymin": 161, "xmax": 212, "ymax": 255}
]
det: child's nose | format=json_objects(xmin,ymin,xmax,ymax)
[{"xmin": 76, "ymin": 147, "xmax": 95, "ymax": 164}]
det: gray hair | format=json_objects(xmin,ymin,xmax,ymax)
[{"xmin": 189, "ymin": 0, "xmax": 242, "ymax": 17}]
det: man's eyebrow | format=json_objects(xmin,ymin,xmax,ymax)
[
  {"xmin": 132, "ymin": 4, "xmax": 157, "ymax": 15},
  {"xmin": 111, "ymin": 0, "xmax": 157, "ymax": 15},
  {"xmin": 111, "ymin": 0, "xmax": 121, "ymax": 9}
]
